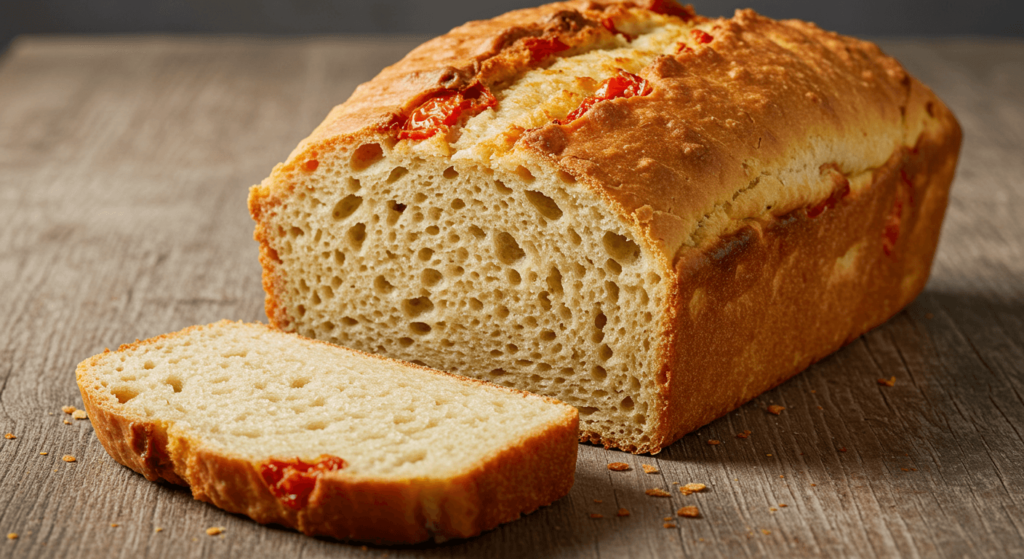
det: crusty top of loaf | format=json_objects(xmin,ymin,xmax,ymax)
[{"xmin": 267, "ymin": 0, "xmax": 954, "ymax": 263}]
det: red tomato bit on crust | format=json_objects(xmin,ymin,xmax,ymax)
[
  {"xmin": 559, "ymin": 70, "xmax": 652, "ymax": 125},
  {"xmin": 399, "ymin": 83, "xmax": 498, "ymax": 141},
  {"xmin": 260, "ymin": 455, "xmax": 347, "ymax": 510},
  {"xmin": 522, "ymin": 37, "xmax": 571, "ymax": 63}
]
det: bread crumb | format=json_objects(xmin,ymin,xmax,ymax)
[
  {"xmin": 589, "ymin": 513, "xmax": 604, "ymax": 519},
  {"xmin": 63, "ymin": 420, "xmax": 72, "ymax": 425},
  {"xmin": 663, "ymin": 516, "xmax": 673, "ymax": 521},
  {"xmin": 767, "ymin": 405, "xmax": 785, "ymax": 415},
  {"xmin": 645, "ymin": 488, "xmax": 671, "ymax": 497},
  {"xmin": 839, "ymin": 447, "xmax": 847, "ymax": 452},
  {"xmin": 779, "ymin": 475, "xmax": 785, "ymax": 478},
  {"xmin": 607, "ymin": 462, "xmax": 630, "ymax": 471},
  {"xmin": 62, "ymin": 455, "xmax": 76, "ymax": 463},
  {"xmin": 39, "ymin": 452, "xmax": 47, "ymax": 456},
  {"xmin": 72, "ymin": 410, "xmax": 88, "ymax": 420},
  {"xmin": 361, "ymin": 545, "xmax": 368, "ymax": 551},
  {"xmin": 677, "ymin": 506, "xmax": 700, "ymax": 518},
  {"xmin": 641, "ymin": 464, "xmax": 659, "ymax": 474},
  {"xmin": 779, "ymin": 503, "xmax": 788, "ymax": 507},
  {"xmin": 770, "ymin": 507, "xmax": 777, "ymax": 512},
  {"xmin": 62, "ymin": 406, "xmax": 76, "ymax": 414},
  {"xmin": 810, "ymin": 390, "xmax": 817, "ymax": 393},
  {"xmin": 878, "ymin": 376, "xmax": 896, "ymax": 387},
  {"xmin": 617, "ymin": 508, "xmax": 630, "ymax": 517},
  {"xmin": 679, "ymin": 483, "xmax": 706, "ymax": 496},
  {"xmin": 766, "ymin": 453, "xmax": 773, "ymax": 457},
  {"xmin": 7, "ymin": 533, "xmax": 16, "ymax": 540},
  {"xmin": 761, "ymin": 529, "xmax": 771, "ymax": 535},
  {"xmin": 205, "ymin": 527, "xmax": 224, "ymax": 536},
  {"xmin": 4, "ymin": 433, "xmax": 14, "ymax": 440},
  {"xmin": 707, "ymin": 439, "xmax": 721, "ymax": 445},
  {"xmin": 663, "ymin": 523, "xmax": 677, "ymax": 528},
  {"xmin": 110, "ymin": 523, "xmax": 119, "ymax": 528},
  {"xmin": 811, "ymin": 483, "xmax": 817, "ymax": 487},
  {"xmin": 155, "ymin": 527, "xmax": 163, "ymax": 533},
  {"xmin": 736, "ymin": 430, "xmax": 751, "ymax": 439}
]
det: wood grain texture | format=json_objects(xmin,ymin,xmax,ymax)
[{"xmin": 0, "ymin": 35, "xmax": 1021, "ymax": 558}]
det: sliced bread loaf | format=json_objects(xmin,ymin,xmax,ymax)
[{"xmin": 76, "ymin": 320, "xmax": 578, "ymax": 544}]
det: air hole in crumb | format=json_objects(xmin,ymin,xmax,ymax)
[
  {"xmin": 165, "ymin": 376, "xmax": 183, "ymax": 393},
  {"xmin": 333, "ymin": 250, "xmax": 346, "ymax": 266},
  {"xmin": 291, "ymin": 378, "xmax": 310, "ymax": 389},
  {"xmin": 568, "ymin": 228, "xmax": 582, "ymax": 246},
  {"xmin": 398, "ymin": 337, "xmax": 414, "ymax": 347},
  {"xmin": 469, "ymin": 298, "xmax": 483, "ymax": 311},
  {"xmin": 620, "ymin": 396, "xmax": 635, "ymax": 411},
  {"xmin": 410, "ymin": 322, "xmax": 432, "ymax": 335},
  {"xmin": 341, "ymin": 317, "xmax": 358, "ymax": 326},
  {"xmin": 303, "ymin": 159, "xmax": 319, "ymax": 172},
  {"xmin": 425, "ymin": 225, "xmax": 440, "ymax": 235},
  {"xmin": 494, "ymin": 180, "xmax": 512, "ymax": 194},
  {"xmin": 507, "ymin": 269, "xmax": 521, "ymax": 285},
  {"xmin": 417, "ymin": 248, "xmax": 434, "ymax": 261},
  {"xmin": 421, "ymin": 268, "xmax": 443, "ymax": 287},
  {"xmin": 451, "ymin": 198, "xmax": 466, "ymax": 210},
  {"xmin": 386, "ymin": 167, "xmax": 409, "ymax": 183},
  {"xmin": 546, "ymin": 267, "xmax": 563, "ymax": 294},
  {"xmin": 346, "ymin": 223, "xmax": 367, "ymax": 250},
  {"xmin": 540, "ymin": 330, "xmax": 556, "ymax": 342},
  {"xmin": 494, "ymin": 232, "xmax": 525, "ymax": 265},
  {"xmin": 524, "ymin": 190, "xmax": 563, "ymax": 220},
  {"xmin": 602, "ymin": 231, "xmax": 640, "ymax": 263},
  {"xmin": 579, "ymin": 407, "xmax": 598, "ymax": 416},
  {"xmin": 443, "ymin": 167, "xmax": 459, "ymax": 179},
  {"xmin": 332, "ymin": 195, "xmax": 363, "ymax": 221},
  {"xmin": 598, "ymin": 344, "xmax": 613, "ymax": 361},
  {"xmin": 143, "ymin": 360, "xmax": 156, "ymax": 370},
  {"xmin": 350, "ymin": 143, "xmax": 383, "ymax": 171},
  {"xmin": 112, "ymin": 387, "xmax": 138, "ymax": 404},
  {"xmin": 606, "ymin": 258, "xmax": 622, "ymax": 275},
  {"xmin": 515, "ymin": 166, "xmax": 535, "ymax": 182},
  {"xmin": 346, "ymin": 177, "xmax": 361, "ymax": 192},
  {"xmin": 374, "ymin": 275, "xmax": 395, "ymax": 294},
  {"xmin": 468, "ymin": 225, "xmax": 485, "ymax": 238},
  {"xmin": 557, "ymin": 170, "xmax": 577, "ymax": 183},
  {"xmin": 403, "ymin": 297, "xmax": 434, "ymax": 318},
  {"xmin": 591, "ymin": 365, "xmax": 607, "ymax": 381},
  {"xmin": 304, "ymin": 420, "xmax": 327, "ymax": 431},
  {"xmin": 489, "ymin": 368, "xmax": 506, "ymax": 377}
]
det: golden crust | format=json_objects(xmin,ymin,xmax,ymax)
[{"xmin": 77, "ymin": 321, "xmax": 579, "ymax": 543}]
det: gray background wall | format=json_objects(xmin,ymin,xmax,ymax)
[{"xmin": 1, "ymin": 0, "xmax": 1022, "ymax": 54}]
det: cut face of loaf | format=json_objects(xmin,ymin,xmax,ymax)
[
  {"xmin": 250, "ymin": 2, "xmax": 961, "ymax": 453},
  {"xmin": 76, "ymin": 321, "xmax": 578, "ymax": 543}
]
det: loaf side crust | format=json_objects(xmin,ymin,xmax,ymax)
[{"xmin": 77, "ymin": 322, "xmax": 579, "ymax": 543}]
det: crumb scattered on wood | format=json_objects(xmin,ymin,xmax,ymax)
[
  {"xmin": 770, "ymin": 507, "xmax": 777, "ymax": 512},
  {"xmin": 205, "ymin": 527, "xmax": 224, "ymax": 536},
  {"xmin": 62, "ymin": 406, "xmax": 76, "ymax": 414},
  {"xmin": 663, "ymin": 516, "xmax": 673, "ymax": 521},
  {"xmin": 677, "ymin": 506, "xmax": 700, "ymax": 518},
  {"xmin": 761, "ymin": 528, "xmax": 771, "ymax": 535},
  {"xmin": 811, "ymin": 483, "xmax": 817, "ymax": 487},
  {"xmin": 767, "ymin": 405, "xmax": 785, "ymax": 415},
  {"xmin": 607, "ymin": 462, "xmax": 630, "ymax": 471},
  {"xmin": 736, "ymin": 430, "xmax": 751, "ymax": 439},
  {"xmin": 642, "ymin": 464, "xmax": 659, "ymax": 474},
  {"xmin": 7, "ymin": 533, "xmax": 17, "ymax": 540},
  {"xmin": 589, "ymin": 513, "xmax": 603, "ymax": 519},
  {"xmin": 707, "ymin": 439, "xmax": 721, "ymax": 445},
  {"xmin": 39, "ymin": 452, "xmax": 47, "ymax": 456},
  {"xmin": 63, "ymin": 420, "xmax": 72, "ymax": 425},
  {"xmin": 878, "ymin": 376, "xmax": 896, "ymax": 387},
  {"xmin": 617, "ymin": 508, "xmax": 630, "ymax": 517},
  {"xmin": 839, "ymin": 447, "xmax": 847, "ymax": 453},
  {"xmin": 646, "ymin": 488, "xmax": 671, "ymax": 497},
  {"xmin": 62, "ymin": 455, "xmax": 76, "ymax": 463},
  {"xmin": 766, "ymin": 453, "xmax": 773, "ymax": 457},
  {"xmin": 155, "ymin": 527, "xmax": 163, "ymax": 533},
  {"xmin": 663, "ymin": 523, "xmax": 677, "ymax": 528},
  {"xmin": 780, "ymin": 503, "xmax": 788, "ymax": 507},
  {"xmin": 72, "ymin": 410, "xmax": 88, "ymax": 420},
  {"xmin": 680, "ymin": 483, "xmax": 706, "ymax": 496},
  {"xmin": 593, "ymin": 499, "xmax": 603, "ymax": 503},
  {"xmin": 4, "ymin": 433, "xmax": 15, "ymax": 440},
  {"xmin": 110, "ymin": 523, "xmax": 119, "ymax": 528}
]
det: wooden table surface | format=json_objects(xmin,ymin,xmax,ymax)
[{"xmin": 0, "ymin": 35, "xmax": 1022, "ymax": 559}]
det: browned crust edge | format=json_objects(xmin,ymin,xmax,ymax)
[{"xmin": 77, "ymin": 322, "xmax": 579, "ymax": 544}]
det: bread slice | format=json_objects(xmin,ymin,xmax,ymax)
[
  {"xmin": 76, "ymin": 320, "xmax": 578, "ymax": 544},
  {"xmin": 248, "ymin": 2, "xmax": 961, "ymax": 453}
]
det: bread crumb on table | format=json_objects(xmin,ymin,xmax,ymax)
[
  {"xmin": 663, "ymin": 523, "xmax": 677, "ymax": 529},
  {"xmin": 62, "ymin": 455, "xmax": 76, "ymax": 463},
  {"xmin": 607, "ymin": 462, "xmax": 630, "ymax": 471},
  {"xmin": 617, "ymin": 508, "xmax": 630, "ymax": 517},
  {"xmin": 707, "ymin": 439, "xmax": 721, "ymax": 445},
  {"xmin": 680, "ymin": 483, "xmax": 706, "ymax": 495},
  {"xmin": 642, "ymin": 464, "xmax": 659, "ymax": 474},
  {"xmin": 110, "ymin": 523, "xmax": 119, "ymax": 528},
  {"xmin": 761, "ymin": 529, "xmax": 772, "ymax": 535},
  {"xmin": 767, "ymin": 405, "xmax": 785, "ymax": 415},
  {"xmin": 589, "ymin": 513, "xmax": 603, "ymax": 519},
  {"xmin": 593, "ymin": 499, "xmax": 603, "ymax": 504},
  {"xmin": 779, "ymin": 503, "xmax": 788, "ymax": 507},
  {"xmin": 63, "ymin": 420, "xmax": 72, "ymax": 425},
  {"xmin": 205, "ymin": 527, "xmax": 224, "ymax": 536},
  {"xmin": 677, "ymin": 506, "xmax": 700, "ymax": 518},
  {"xmin": 736, "ymin": 430, "xmax": 752, "ymax": 439},
  {"xmin": 62, "ymin": 406, "xmax": 76, "ymax": 414},
  {"xmin": 72, "ymin": 410, "xmax": 88, "ymax": 420},
  {"xmin": 878, "ymin": 376, "xmax": 896, "ymax": 387},
  {"xmin": 4, "ymin": 433, "xmax": 15, "ymax": 440},
  {"xmin": 7, "ymin": 533, "xmax": 17, "ymax": 540},
  {"xmin": 39, "ymin": 452, "xmax": 47, "ymax": 456},
  {"xmin": 645, "ymin": 488, "xmax": 671, "ymax": 497},
  {"xmin": 154, "ymin": 527, "xmax": 163, "ymax": 533}
]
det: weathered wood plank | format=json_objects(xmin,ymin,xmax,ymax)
[{"xmin": 0, "ymin": 36, "xmax": 1022, "ymax": 559}]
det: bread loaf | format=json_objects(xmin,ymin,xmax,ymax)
[
  {"xmin": 248, "ymin": 1, "xmax": 961, "ymax": 453},
  {"xmin": 76, "ymin": 321, "xmax": 578, "ymax": 543}
]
